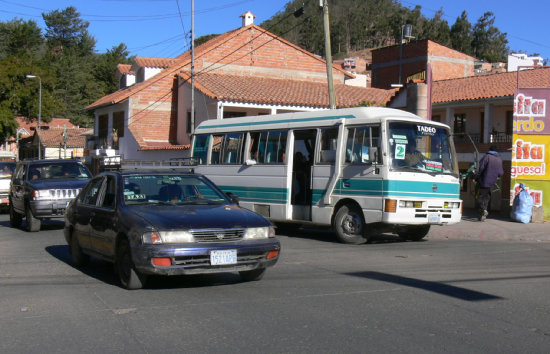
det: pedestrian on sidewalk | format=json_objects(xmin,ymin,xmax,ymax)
[{"xmin": 474, "ymin": 145, "xmax": 503, "ymax": 221}]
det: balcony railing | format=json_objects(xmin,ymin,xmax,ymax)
[{"xmin": 453, "ymin": 132, "xmax": 512, "ymax": 144}]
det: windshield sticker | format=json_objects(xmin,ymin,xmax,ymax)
[
  {"xmin": 425, "ymin": 160, "xmax": 443, "ymax": 171},
  {"xmin": 395, "ymin": 144, "xmax": 406, "ymax": 159},
  {"xmin": 393, "ymin": 134, "xmax": 407, "ymax": 139},
  {"xmin": 124, "ymin": 194, "xmax": 146, "ymax": 200},
  {"xmin": 417, "ymin": 125, "xmax": 436, "ymax": 136},
  {"xmin": 394, "ymin": 139, "xmax": 408, "ymax": 144}
]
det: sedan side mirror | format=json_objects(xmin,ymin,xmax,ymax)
[{"xmin": 226, "ymin": 192, "xmax": 239, "ymax": 205}]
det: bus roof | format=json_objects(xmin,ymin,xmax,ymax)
[{"xmin": 194, "ymin": 107, "xmax": 449, "ymax": 133}]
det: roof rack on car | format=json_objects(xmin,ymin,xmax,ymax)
[{"xmin": 119, "ymin": 157, "xmax": 198, "ymax": 172}]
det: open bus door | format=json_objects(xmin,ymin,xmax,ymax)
[{"xmin": 291, "ymin": 129, "xmax": 316, "ymax": 220}]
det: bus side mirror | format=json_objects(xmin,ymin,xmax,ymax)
[
  {"xmin": 369, "ymin": 147, "xmax": 378, "ymax": 164},
  {"xmin": 226, "ymin": 192, "xmax": 239, "ymax": 205}
]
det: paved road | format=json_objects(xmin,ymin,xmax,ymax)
[{"xmin": 1, "ymin": 214, "xmax": 550, "ymax": 353}]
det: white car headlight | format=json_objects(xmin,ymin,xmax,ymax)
[
  {"xmin": 142, "ymin": 231, "xmax": 194, "ymax": 244},
  {"xmin": 244, "ymin": 226, "xmax": 274, "ymax": 239},
  {"xmin": 160, "ymin": 231, "xmax": 194, "ymax": 243},
  {"xmin": 33, "ymin": 189, "xmax": 52, "ymax": 200}
]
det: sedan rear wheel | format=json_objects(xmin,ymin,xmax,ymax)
[
  {"xmin": 9, "ymin": 203, "xmax": 22, "ymax": 228},
  {"xmin": 116, "ymin": 238, "xmax": 148, "ymax": 290},
  {"xmin": 25, "ymin": 205, "xmax": 41, "ymax": 232}
]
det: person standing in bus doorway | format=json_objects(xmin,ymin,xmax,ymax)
[{"xmin": 474, "ymin": 145, "xmax": 503, "ymax": 221}]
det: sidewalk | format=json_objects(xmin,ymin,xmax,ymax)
[{"xmin": 428, "ymin": 208, "xmax": 550, "ymax": 242}]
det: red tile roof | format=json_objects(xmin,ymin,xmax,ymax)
[
  {"xmin": 117, "ymin": 64, "xmax": 134, "ymax": 75},
  {"xmin": 39, "ymin": 127, "xmax": 88, "ymax": 147},
  {"xmin": 15, "ymin": 117, "xmax": 77, "ymax": 138},
  {"xmin": 433, "ymin": 67, "xmax": 550, "ymax": 103},
  {"xmin": 87, "ymin": 24, "xmax": 353, "ymax": 111},
  {"xmin": 178, "ymin": 71, "xmax": 395, "ymax": 108},
  {"xmin": 134, "ymin": 57, "xmax": 177, "ymax": 69}
]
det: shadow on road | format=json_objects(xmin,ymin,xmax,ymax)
[
  {"xmin": 277, "ymin": 225, "xmax": 411, "ymax": 245},
  {"xmin": 45, "ymin": 244, "xmax": 247, "ymax": 290},
  {"xmin": 0, "ymin": 219, "xmax": 65, "ymax": 231},
  {"xmin": 346, "ymin": 271, "xmax": 503, "ymax": 301}
]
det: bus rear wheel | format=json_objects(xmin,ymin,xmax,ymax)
[
  {"xmin": 333, "ymin": 204, "xmax": 367, "ymax": 245},
  {"xmin": 397, "ymin": 225, "xmax": 431, "ymax": 241}
]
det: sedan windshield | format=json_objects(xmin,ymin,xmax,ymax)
[
  {"xmin": 123, "ymin": 174, "xmax": 229, "ymax": 205},
  {"xmin": 388, "ymin": 121, "xmax": 458, "ymax": 176}
]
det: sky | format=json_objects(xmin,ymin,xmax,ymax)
[{"xmin": 0, "ymin": 0, "xmax": 549, "ymax": 62}]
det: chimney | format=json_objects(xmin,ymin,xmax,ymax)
[{"xmin": 240, "ymin": 11, "xmax": 255, "ymax": 27}]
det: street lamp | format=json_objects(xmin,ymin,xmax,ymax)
[{"xmin": 26, "ymin": 75, "xmax": 41, "ymax": 160}]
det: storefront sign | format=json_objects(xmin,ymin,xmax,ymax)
[{"xmin": 514, "ymin": 89, "xmax": 550, "ymax": 134}]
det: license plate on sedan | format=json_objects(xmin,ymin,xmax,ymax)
[{"xmin": 210, "ymin": 249, "xmax": 237, "ymax": 265}]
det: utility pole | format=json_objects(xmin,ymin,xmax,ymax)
[
  {"xmin": 26, "ymin": 75, "xmax": 41, "ymax": 159},
  {"xmin": 321, "ymin": 0, "xmax": 336, "ymax": 109},
  {"xmin": 190, "ymin": 0, "xmax": 195, "ymax": 134}
]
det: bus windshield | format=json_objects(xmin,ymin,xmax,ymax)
[{"xmin": 388, "ymin": 121, "xmax": 458, "ymax": 176}]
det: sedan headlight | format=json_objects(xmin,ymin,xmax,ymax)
[
  {"xmin": 142, "ymin": 231, "xmax": 194, "ymax": 244},
  {"xmin": 244, "ymin": 226, "xmax": 275, "ymax": 239}
]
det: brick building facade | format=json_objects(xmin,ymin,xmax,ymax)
[{"xmin": 371, "ymin": 40, "xmax": 476, "ymax": 89}]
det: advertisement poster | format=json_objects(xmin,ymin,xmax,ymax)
[{"xmin": 513, "ymin": 87, "xmax": 550, "ymax": 220}]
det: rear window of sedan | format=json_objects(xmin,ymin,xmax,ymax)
[{"xmin": 123, "ymin": 174, "xmax": 228, "ymax": 205}]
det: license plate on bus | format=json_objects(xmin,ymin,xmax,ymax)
[
  {"xmin": 210, "ymin": 249, "xmax": 237, "ymax": 265},
  {"xmin": 428, "ymin": 214, "xmax": 441, "ymax": 224}
]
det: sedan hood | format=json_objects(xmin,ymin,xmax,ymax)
[
  {"xmin": 129, "ymin": 204, "xmax": 269, "ymax": 230},
  {"xmin": 29, "ymin": 179, "xmax": 89, "ymax": 190}
]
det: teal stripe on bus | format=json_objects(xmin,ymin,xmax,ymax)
[
  {"xmin": 217, "ymin": 185, "xmax": 289, "ymax": 204},
  {"xmin": 196, "ymin": 114, "xmax": 356, "ymax": 130},
  {"xmin": 218, "ymin": 178, "xmax": 459, "ymax": 205},
  {"xmin": 383, "ymin": 180, "xmax": 459, "ymax": 198}
]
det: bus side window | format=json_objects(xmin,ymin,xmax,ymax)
[
  {"xmin": 192, "ymin": 134, "xmax": 209, "ymax": 164},
  {"xmin": 346, "ymin": 126, "xmax": 380, "ymax": 164},
  {"xmin": 249, "ymin": 132, "xmax": 260, "ymax": 162},
  {"xmin": 211, "ymin": 135, "xmax": 223, "ymax": 165},
  {"xmin": 257, "ymin": 132, "xmax": 267, "ymax": 163},
  {"xmin": 371, "ymin": 126, "xmax": 382, "ymax": 163},
  {"xmin": 265, "ymin": 130, "xmax": 287, "ymax": 164},
  {"xmin": 318, "ymin": 128, "xmax": 338, "ymax": 163},
  {"xmin": 221, "ymin": 133, "xmax": 244, "ymax": 164}
]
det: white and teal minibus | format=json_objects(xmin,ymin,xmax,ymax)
[{"xmin": 191, "ymin": 107, "xmax": 462, "ymax": 244}]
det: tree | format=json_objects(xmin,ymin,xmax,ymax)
[
  {"xmin": 93, "ymin": 43, "xmax": 133, "ymax": 94},
  {"xmin": 450, "ymin": 11, "xmax": 473, "ymax": 55},
  {"xmin": 42, "ymin": 6, "xmax": 95, "ymax": 56},
  {"xmin": 422, "ymin": 9, "xmax": 451, "ymax": 47},
  {"xmin": 472, "ymin": 12, "xmax": 509, "ymax": 62},
  {"xmin": 42, "ymin": 7, "xmax": 101, "ymax": 127},
  {"xmin": 0, "ymin": 19, "xmax": 44, "ymax": 60}
]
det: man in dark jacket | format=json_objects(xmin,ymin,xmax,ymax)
[{"xmin": 474, "ymin": 145, "xmax": 504, "ymax": 221}]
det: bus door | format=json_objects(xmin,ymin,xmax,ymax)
[{"xmin": 291, "ymin": 129, "xmax": 316, "ymax": 220}]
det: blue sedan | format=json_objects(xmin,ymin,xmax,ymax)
[{"xmin": 64, "ymin": 170, "xmax": 280, "ymax": 289}]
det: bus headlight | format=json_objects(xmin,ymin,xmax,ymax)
[
  {"xmin": 398, "ymin": 200, "xmax": 423, "ymax": 208},
  {"xmin": 444, "ymin": 201, "xmax": 460, "ymax": 209}
]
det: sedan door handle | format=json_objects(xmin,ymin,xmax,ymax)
[{"xmin": 342, "ymin": 180, "xmax": 350, "ymax": 188}]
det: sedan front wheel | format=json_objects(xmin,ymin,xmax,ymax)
[{"xmin": 116, "ymin": 238, "xmax": 148, "ymax": 290}]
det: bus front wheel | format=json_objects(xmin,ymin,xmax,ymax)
[
  {"xmin": 397, "ymin": 225, "xmax": 431, "ymax": 241},
  {"xmin": 333, "ymin": 204, "xmax": 367, "ymax": 245}
]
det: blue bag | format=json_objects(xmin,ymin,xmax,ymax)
[{"xmin": 511, "ymin": 185, "xmax": 534, "ymax": 224}]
